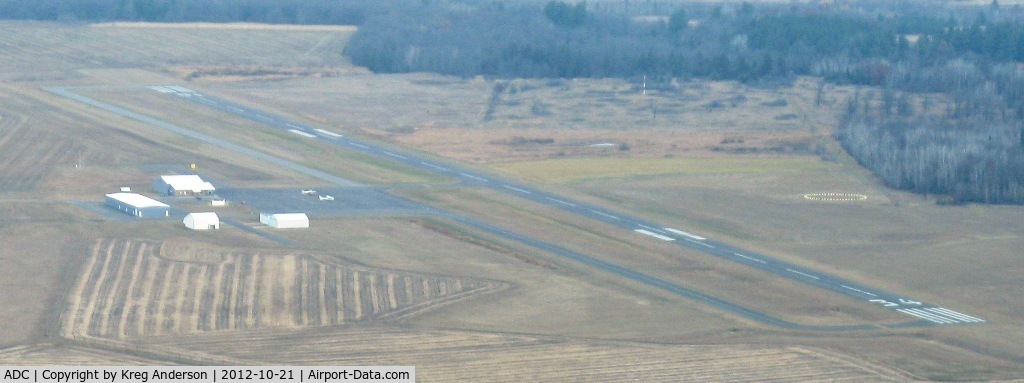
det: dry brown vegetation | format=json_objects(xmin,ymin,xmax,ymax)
[
  {"xmin": 62, "ymin": 238, "xmax": 505, "ymax": 339},
  {"xmin": 140, "ymin": 327, "xmax": 906, "ymax": 382},
  {"xmin": 0, "ymin": 344, "xmax": 171, "ymax": 365},
  {"xmin": 0, "ymin": 19, "xmax": 1020, "ymax": 381}
]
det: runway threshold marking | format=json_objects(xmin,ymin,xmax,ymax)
[
  {"xmin": 841, "ymin": 285, "xmax": 877, "ymax": 297},
  {"xmin": 590, "ymin": 210, "xmax": 621, "ymax": 220},
  {"xmin": 635, "ymin": 229, "xmax": 676, "ymax": 241},
  {"xmin": 545, "ymin": 196, "xmax": 576, "ymax": 207},
  {"xmin": 928, "ymin": 307, "xmax": 985, "ymax": 323},
  {"xmin": 733, "ymin": 252, "xmax": 767, "ymax": 264},
  {"xmin": 786, "ymin": 268, "xmax": 820, "ymax": 280},
  {"xmin": 502, "ymin": 185, "xmax": 532, "ymax": 194},
  {"xmin": 288, "ymin": 129, "xmax": 316, "ymax": 138},
  {"xmin": 897, "ymin": 308, "xmax": 957, "ymax": 324}
]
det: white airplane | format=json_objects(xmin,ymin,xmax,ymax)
[
  {"xmin": 301, "ymin": 189, "xmax": 317, "ymax": 195},
  {"xmin": 318, "ymin": 194, "xmax": 335, "ymax": 201}
]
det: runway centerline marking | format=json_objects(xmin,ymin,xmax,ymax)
[
  {"xmin": 350, "ymin": 142, "xmax": 369, "ymax": 149},
  {"xmin": 383, "ymin": 151, "xmax": 407, "ymax": 159},
  {"xmin": 841, "ymin": 285, "xmax": 877, "ymax": 297},
  {"xmin": 545, "ymin": 197, "xmax": 576, "ymax": 207},
  {"xmin": 420, "ymin": 161, "xmax": 449, "ymax": 171},
  {"xmin": 459, "ymin": 173, "xmax": 488, "ymax": 182},
  {"xmin": 733, "ymin": 252, "xmax": 767, "ymax": 264},
  {"xmin": 590, "ymin": 210, "xmax": 621, "ymax": 220},
  {"xmin": 635, "ymin": 229, "xmax": 675, "ymax": 241},
  {"xmin": 502, "ymin": 185, "xmax": 532, "ymax": 194},
  {"xmin": 786, "ymin": 268, "xmax": 820, "ymax": 280},
  {"xmin": 684, "ymin": 238, "xmax": 715, "ymax": 248}
]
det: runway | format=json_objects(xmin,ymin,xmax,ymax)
[
  {"xmin": 48, "ymin": 85, "xmax": 983, "ymax": 328},
  {"xmin": 148, "ymin": 85, "xmax": 985, "ymax": 327}
]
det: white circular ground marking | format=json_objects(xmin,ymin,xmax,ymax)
[{"xmin": 803, "ymin": 192, "xmax": 868, "ymax": 202}]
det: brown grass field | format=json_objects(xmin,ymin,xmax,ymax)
[
  {"xmin": 0, "ymin": 19, "xmax": 1021, "ymax": 381},
  {"xmin": 136, "ymin": 326, "xmax": 908, "ymax": 382},
  {"xmin": 62, "ymin": 238, "xmax": 504, "ymax": 340}
]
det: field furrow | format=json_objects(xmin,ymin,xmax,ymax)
[{"xmin": 63, "ymin": 239, "xmax": 504, "ymax": 339}]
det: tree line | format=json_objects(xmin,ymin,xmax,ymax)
[
  {"xmin": 345, "ymin": 0, "xmax": 1024, "ymax": 205},
  {"xmin": 4, "ymin": 0, "xmax": 1024, "ymax": 204},
  {"xmin": 0, "ymin": 0, "xmax": 375, "ymax": 24}
]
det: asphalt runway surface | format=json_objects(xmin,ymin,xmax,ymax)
[
  {"xmin": 216, "ymin": 187, "xmax": 430, "ymax": 217},
  {"xmin": 49, "ymin": 86, "xmax": 984, "ymax": 329}
]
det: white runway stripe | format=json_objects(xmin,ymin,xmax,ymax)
[
  {"xmin": 898, "ymin": 308, "xmax": 956, "ymax": 324},
  {"xmin": 635, "ymin": 229, "xmax": 675, "ymax": 241},
  {"xmin": 684, "ymin": 238, "xmax": 715, "ymax": 248},
  {"xmin": 460, "ymin": 173, "xmax": 488, "ymax": 182},
  {"xmin": 786, "ymin": 268, "xmax": 820, "ymax": 280},
  {"xmin": 732, "ymin": 252, "xmax": 766, "ymax": 264},
  {"xmin": 637, "ymin": 224, "xmax": 665, "ymax": 234},
  {"xmin": 915, "ymin": 308, "xmax": 965, "ymax": 324},
  {"xmin": 420, "ymin": 161, "xmax": 449, "ymax": 171},
  {"xmin": 502, "ymin": 185, "xmax": 532, "ymax": 194},
  {"xmin": 314, "ymin": 128, "xmax": 343, "ymax": 138},
  {"xmin": 545, "ymin": 196, "xmax": 575, "ymax": 206},
  {"xmin": 927, "ymin": 307, "xmax": 985, "ymax": 323},
  {"xmin": 590, "ymin": 210, "xmax": 620, "ymax": 220},
  {"xmin": 383, "ymin": 151, "xmax": 407, "ymax": 159},
  {"xmin": 288, "ymin": 129, "xmax": 316, "ymax": 138},
  {"xmin": 664, "ymin": 228, "xmax": 706, "ymax": 240},
  {"xmin": 841, "ymin": 285, "xmax": 877, "ymax": 297}
]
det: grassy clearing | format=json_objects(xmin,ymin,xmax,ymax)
[
  {"xmin": 490, "ymin": 156, "xmax": 830, "ymax": 184},
  {"xmin": 77, "ymin": 87, "xmax": 447, "ymax": 185}
]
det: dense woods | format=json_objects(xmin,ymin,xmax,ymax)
[
  {"xmin": 0, "ymin": 0, "xmax": 374, "ymax": 24},
  {"xmin": 2, "ymin": 0, "xmax": 1024, "ymax": 204},
  {"xmin": 358, "ymin": 0, "xmax": 1024, "ymax": 205}
]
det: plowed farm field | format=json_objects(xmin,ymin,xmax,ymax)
[
  {"xmin": 62, "ymin": 239, "xmax": 506, "ymax": 340},
  {"xmin": 142, "ymin": 327, "xmax": 906, "ymax": 383}
]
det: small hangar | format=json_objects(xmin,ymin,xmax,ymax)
[
  {"xmin": 105, "ymin": 193, "xmax": 170, "ymax": 217},
  {"xmin": 184, "ymin": 212, "xmax": 220, "ymax": 230},
  {"xmin": 260, "ymin": 213, "xmax": 309, "ymax": 229},
  {"xmin": 154, "ymin": 175, "xmax": 216, "ymax": 197}
]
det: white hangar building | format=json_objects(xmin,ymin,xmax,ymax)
[
  {"xmin": 260, "ymin": 213, "xmax": 309, "ymax": 229},
  {"xmin": 184, "ymin": 212, "xmax": 220, "ymax": 230},
  {"xmin": 105, "ymin": 193, "xmax": 170, "ymax": 217},
  {"xmin": 154, "ymin": 175, "xmax": 216, "ymax": 197}
]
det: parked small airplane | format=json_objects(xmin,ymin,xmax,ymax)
[
  {"xmin": 301, "ymin": 189, "xmax": 317, "ymax": 195},
  {"xmin": 318, "ymin": 194, "xmax": 335, "ymax": 201}
]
